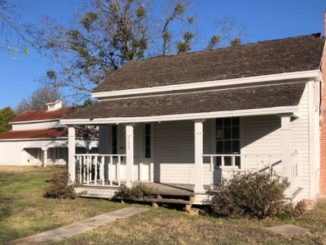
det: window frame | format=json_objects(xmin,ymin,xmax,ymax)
[{"xmin": 215, "ymin": 117, "xmax": 241, "ymax": 168}]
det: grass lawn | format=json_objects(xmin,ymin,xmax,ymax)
[
  {"xmin": 56, "ymin": 204, "xmax": 326, "ymax": 245},
  {"xmin": 0, "ymin": 166, "xmax": 126, "ymax": 243},
  {"xmin": 2, "ymin": 166, "xmax": 326, "ymax": 244}
]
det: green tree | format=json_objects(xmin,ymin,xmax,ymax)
[{"xmin": 0, "ymin": 107, "xmax": 15, "ymax": 134}]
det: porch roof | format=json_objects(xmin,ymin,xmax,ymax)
[{"xmin": 64, "ymin": 83, "xmax": 305, "ymax": 122}]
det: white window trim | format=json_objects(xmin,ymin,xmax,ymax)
[{"xmin": 92, "ymin": 70, "xmax": 321, "ymax": 99}]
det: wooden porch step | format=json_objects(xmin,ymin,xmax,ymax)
[
  {"xmin": 132, "ymin": 197, "xmax": 192, "ymax": 205},
  {"xmin": 75, "ymin": 186, "xmax": 119, "ymax": 199}
]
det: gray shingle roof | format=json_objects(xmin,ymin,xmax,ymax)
[
  {"xmin": 94, "ymin": 34, "xmax": 324, "ymax": 93},
  {"xmin": 67, "ymin": 83, "xmax": 305, "ymax": 119}
]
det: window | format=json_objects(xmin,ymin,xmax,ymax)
[
  {"xmin": 216, "ymin": 118, "xmax": 240, "ymax": 167},
  {"xmin": 145, "ymin": 124, "xmax": 151, "ymax": 158},
  {"xmin": 112, "ymin": 125, "xmax": 118, "ymax": 154}
]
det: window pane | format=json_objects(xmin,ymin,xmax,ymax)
[
  {"xmin": 216, "ymin": 128, "xmax": 224, "ymax": 139},
  {"xmin": 224, "ymin": 141, "xmax": 232, "ymax": 153},
  {"xmin": 232, "ymin": 127, "xmax": 239, "ymax": 139},
  {"xmin": 224, "ymin": 127, "xmax": 231, "ymax": 139},
  {"xmin": 216, "ymin": 141, "xmax": 223, "ymax": 153},
  {"xmin": 232, "ymin": 140, "xmax": 240, "ymax": 153}
]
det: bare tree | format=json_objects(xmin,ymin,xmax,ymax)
[
  {"xmin": 17, "ymin": 86, "xmax": 64, "ymax": 114},
  {"xmin": 37, "ymin": 0, "xmax": 244, "ymax": 102},
  {"xmin": 36, "ymin": 0, "xmax": 150, "ymax": 102},
  {"xmin": 207, "ymin": 19, "xmax": 245, "ymax": 49},
  {"xmin": 0, "ymin": 0, "xmax": 35, "ymax": 56}
]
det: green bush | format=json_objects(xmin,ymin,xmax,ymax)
[
  {"xmin": 114, "ymin": 183, "xmax": 154, "ymax": 200},
  {"xmin": 208, "ymin": 172, "xmax": 305, "ymax": 219},
  {"xmin": 43, "ymin": 169, "xmax": 76, "ymax": 199}
]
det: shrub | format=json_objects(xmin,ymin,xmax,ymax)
[
  {"xmin": 114, "ymin": 183, "xmax": 155, "ymax": 200},
  {"xmin": 282, "ymin": 200, "xmax": 306, "ymax": 218},
  {"xmin": 208, "ymin": 172, "xmax": 304, "ymax": 219},
  {"xmin": 43, "ymin": 169, "xmax": 76, "ymax": 199}
]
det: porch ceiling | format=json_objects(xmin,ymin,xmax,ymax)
[{"xmin": 64, "ymin": 83, "xmax": 305, "ymax": 122}]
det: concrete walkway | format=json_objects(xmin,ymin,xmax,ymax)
[
  {"xmin": 7, "ymin": 207, "xmax": 149, "ymax": 245},
  {"xmin": 266, "ymin": 224, "xmax": 310, "ymax": 236}
]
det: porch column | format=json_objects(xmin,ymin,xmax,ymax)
[
  {"xmin": 42, "ymin": 147, "xmax": 48, "ymax": 167},
  {"xmin": 280, "ymin": 114, "xmax": 291, "ymax": 180},
  {"xmin": 68, "ymin": 126, "xmax": 76, "ymax": 183},
  {"xmin": 194, "ymin": 120, "xmax": 205, "ymax": 193},
  {"xmin": 126, "ymin": 124, "xmax": 134, "ymax": 187}
]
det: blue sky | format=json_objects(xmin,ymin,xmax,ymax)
[{"xmin": 0, "ymin": 0, "xmax": 326, "ymax": 109}]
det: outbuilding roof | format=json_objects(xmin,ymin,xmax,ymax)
[
  {"xmin": 66, "ymin": 83, "xmax": 305, "ymax": 120},
  {"xmin": 94, "ymin": 34, "xmax": 325, "ymax": 93},
  {"xmin": 12, "ymin": 108, "xmax": 76, "ymax": 123},
  {"xmin": 0, "ymin": 128, "xmax": 67, "ymax": 140}
]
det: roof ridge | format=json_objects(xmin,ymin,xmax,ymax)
[
  {"xmin": 129, "ymin": 33, "xmax": 323, "ymax": 62},
  {"xmin": 94, "ymin": 32, "xmax": 325, "ymax": 93}
]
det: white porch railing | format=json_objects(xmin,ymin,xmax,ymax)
[
  {"xmin": 202, "ymin": 154, "xmax": 241, "ymax": 171},
  {"xmin": 202, "ymin": 151, "xmax": 299, "ymax": 185},
  {"xmin": 75, "ymin": 154, "xmax": 126, "ymax": 186}
]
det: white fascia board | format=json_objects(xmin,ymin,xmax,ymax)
[
  {"xmin": 92, "ymin": 70, "xmax": 320, "ymax": 99},
  {"xmin": 10, "ymin": 119, "xmax": 59, "ymax": 125},
  {"xmin": 0, "ymin": 137, "xmax": 99, "ymax": 143},
  {"xmin": 61, "ymin": 106, "xmax": 298, "ymax": 125},
  {"xmin": 0, "ymin": 137, "xmax": 68, "ymax": 142}
]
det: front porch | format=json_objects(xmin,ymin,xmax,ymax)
[{"xmin": 67, "ymin": 114, "xmax": 301, "ymax": 203}]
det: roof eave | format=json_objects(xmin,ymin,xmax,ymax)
[
  {"xmin": 61, "ymin": 105, "xmax": 299, "ymax": 125},
  {"xmin": 92, "ymin": 70, "xmax": 321, "ymax": 100}
]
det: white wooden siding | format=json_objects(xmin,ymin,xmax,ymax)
[
  {"xmin": 95, "ymin": 81, "xmax": 319, "ymax": 202},
  {"xmin": 153, "ymin": 120, "xmax": 214, "ymax": 185},
  {"xmin": 241, "ymin": 115, "xmax": 282, "ymax": 172},
  {"xmin": 0, "ymin": 139, "xmax": 67, "ymax": 165},
  {"xmin": 290, "ymin": 83, "xmax": 311, "ymax": 200},
  {"xmin": 11, "ymin": 121, "xmax": 62, "ymax": 131}
]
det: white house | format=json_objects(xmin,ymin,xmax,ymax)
[
  {"xmin": 61, "ymin": 33, "xmax": 326, "ymax": 207},
  {"xmin": 0, "ymin": 100, "xmax": 98, "ymax": 166}
]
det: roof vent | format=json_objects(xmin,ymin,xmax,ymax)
[{"xmin": 46, "ymin": 100, "xmax": 63, "ymax": 111}]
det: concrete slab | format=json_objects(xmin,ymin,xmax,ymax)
[
  {"xmin": 266, "ymin": 224, "xmax": 310, "ymax": 236},
  {"xmin": 7, "ymin": 207, "xmax": 149, "ymax": 245}
]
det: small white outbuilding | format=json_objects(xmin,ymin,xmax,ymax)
[{"xmin": 0, "ymin": 100, "xmax": 98, "ymax": 166}]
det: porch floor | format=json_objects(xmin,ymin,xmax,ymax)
[
  {"xmin": 76, "ymin": 182, "xmax": 212, "ymax": 197},
  {"xmin": 139, "ymin": 182, "xmax": 212, "ymax": 196}
]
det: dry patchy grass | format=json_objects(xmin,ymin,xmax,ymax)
[
  {"xmin": 57, "ymin": 202, "xmax": 326, "ymax": 245},
  {"xmin": 2, "ymin": 166, "xmax": 326, "ymax": 245},
  {"xmin": 0, "ymin": 166, "xmax": 125, "ymax": 243},
  {"xmin": 0, "ymin": 165, "xmax": 44, "ymax": 173}
]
